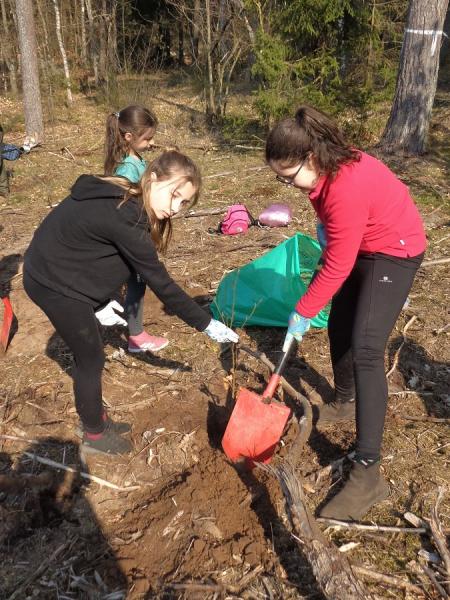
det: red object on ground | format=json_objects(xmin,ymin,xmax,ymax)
[
  {"xmin": 1, "ymin": 297, "xmax": 13, "ymax": 352},
  {"xmin": 222, "ymin": 387, "xmax": 291, "ymax": 466},
  {"xmin": 222, "ymin": 339, "xmax": 294, "ymax": 467}
]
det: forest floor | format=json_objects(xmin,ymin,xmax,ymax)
[{"xmin": 0, "ymin": 73, "xmax": 449, "ymax": 599}]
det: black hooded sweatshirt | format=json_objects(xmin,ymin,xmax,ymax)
[{"xmin": 24, "ymin": 175, "xmax": 211, "ymax": 331}]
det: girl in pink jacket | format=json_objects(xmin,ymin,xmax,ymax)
[{"xmin": 266, "ymin": 105, "xmax": 426, "ymax": 521}]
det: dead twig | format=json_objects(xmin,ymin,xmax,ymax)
[
  {"xmin": 386, "ymin": 315, "xmax": 417, "ymax": 378},
  {"xmin": 393, "ymin": 414, "xmax": 450, "ymax": 424},
  {"xmin": 318, "ymin": 518, "xmax": 428, "ymax": 534},
  {"xmin": 0, "ymin": 437, "xmax": 140, "ymax": 492},
  {"xmin": 421, "ymin": 258, "xmax": 450, "ymax": 267},
  {"xmin": 420, "ymin": 563, "xmax": 449, "ymax": 599},
  {"xmin": 172, "ymin": 206, "xmax": 227, "ymax": 219},
  {"xmin": 22, "ymin": 452, "xmax": 141, "ymax": 492},
  {"xmin": 203, "ymin": 164, "xmax": 269, "ymax": 179},
  {"xmin": 352, "ymin": 566, "xmax": 425, "ymax": 595},
  {"xmin": 430, "ymin": 487, "xmax": 450, "ymax": 592}
]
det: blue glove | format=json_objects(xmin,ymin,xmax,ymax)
[
  {"xmin": 316, "ymin": 222, "xmax": 327, "ymax": 250},
  {"xmin": 283, "ymin": 311, "xmax": 311, "ymax": 351}
]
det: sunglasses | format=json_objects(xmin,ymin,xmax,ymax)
[{"xmin": 275, "ymin": 155, "xmax": 308, "ymax": 186}]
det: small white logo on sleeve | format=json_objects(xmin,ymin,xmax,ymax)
[{"xmin": 379, "ymin": 275, "xmax": 393, "ymax": 283}]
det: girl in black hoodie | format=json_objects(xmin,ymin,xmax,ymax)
[{"xmin": 24, "ymin": 150, "xmax": 238, "ymax": 455}]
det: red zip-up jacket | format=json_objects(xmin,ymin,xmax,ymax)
[{"xmin": 296, "ymin": 151, "xmax": 426, "ymax": 319}]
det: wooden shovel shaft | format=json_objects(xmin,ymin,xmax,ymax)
[{"xmin": 262, "ymin": 337, "xmax": 295, "ymax": 400}]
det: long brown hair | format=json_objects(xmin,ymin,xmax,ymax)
[
  {"xmin": 104, "ymin": 105, "xmax": 158, "ymax": 175},
  {"xmin": 265, "ymin": 105, "xmax": 360, "ymax": 175},
  {"xmin": 102, "ymin": 150, "xmax": 202, "ymax": 253}
]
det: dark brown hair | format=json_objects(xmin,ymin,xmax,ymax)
[
  {"xmin": 104, "ymin": 104, "xmax": 158, "ymax": 175},
  {"xmin": 102, "ymin": 150, "xmax": 202, "ymax": 253},
  {"xmin": 265, "ymin": 105, "xmax": 360, "ymax": 175}
]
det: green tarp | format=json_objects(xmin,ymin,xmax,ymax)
[{"xmin": 211, "ymin": 233, "xmax": 329, "ymax": 329}]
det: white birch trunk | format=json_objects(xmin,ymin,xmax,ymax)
[{"xmin": 52, "ymin": 0, "xmax": 72, "ymax": 103}]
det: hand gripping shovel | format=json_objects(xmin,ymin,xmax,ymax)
[
  {"xmin": 1, "ymin": 297, "xmax": 14, "ymax": 352},
  {"xmin": 222, "ymin": 337, "xmax": 295, "ymax": 466}
]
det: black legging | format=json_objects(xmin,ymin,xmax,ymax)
[
  {"xmin": 24, "ymin": 271, "xmax": 105, "ymax": 433},
  {"xmin": 328, "ymin": 252, "xmax": 424, "ymax": 460},
  {"xmin": 125, "ymin": 272, "xmax": 146, "ymax": 336}
]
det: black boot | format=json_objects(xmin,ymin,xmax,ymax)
[
  {"xmin": 76, "ymin": 414, "xmax": 131, "ymax": 438},
  {"xmin": 317, "ymin": 397, "xmax": 355, "ymax": 423},
  {"xmin": 81, "ymin": 423, "xmax": 133, "ymax": 455},
  {"xmin": 319, "ymin": 459, "xmax": 389, "ymax": 521}
]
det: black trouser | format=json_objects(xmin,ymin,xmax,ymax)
[
  {"xmin": 328, "ymin": 252, "xmax": 424, "ymax": 460},
  {"xmin": 24, "ymin": 271, "xmax": 105, "ymax": 433},
  {"xmin": 124, "ymin": 273, "xmax": 146, "ymax": 336}
]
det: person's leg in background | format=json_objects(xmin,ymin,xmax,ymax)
[
  {"xmin": 317, "ymin": 267, "xmax": 358, "ymax": 422},
  {"xmin": 125, "ymin": 272, "xmax": 169, "ymax": 353},
  {"xmin": 320, "ymin": 252, "xmax": 423, "ymax": 520},
  {"xmin": 23, "ymin": 272, "xmax": 132, "ymax": 455},
  {"xmin": 0, "ymin": 127, "xmax": 9, "ymax": 198}
]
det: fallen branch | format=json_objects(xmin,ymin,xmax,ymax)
[
  {"xmin": 421, "ymin": 258, "xmax": 450, "ymax": 267},
  {"xmin": 225, "ymin": 241, "xmax": 276, "ymax": 253},
  {"xmin": 0, "ymin": 433, "xmax": 39, "ymax": 444},
  {"xmin": 393, "ymin": 414, "xmax": 450, "ymax": 424},
  {"xmin": 168, "ymin": 565, "xmax": 264, "ymax": 594},
  {"xmin": 386, "ymin": 315, "xmax": 417, "ymax": 378},
  {"xmin": 311, "ymin": 455, "xmax": 347, "ymax": 481},
  {"xmin": 430, "ymin": 487, "xmax": 450, "ymax": 592},
  {"xmin": 203, "ymin": 164, "xmax": 269, "ymax": 179},
  {"xmin": 172, "ymin": 206, "xmax": 227, "ymax": 220},
  {"xmin": 22, "ymin": 452, "xmax": 140, "ymax": 492},
  {"xmin": 259, "ymin": 461, "xmax": 375, "ymax": 599},
  {"xmin": 317, "ymin": 518, "xmax": 427, "ymax": 535},
  {"xmin": 420, "ymin": 564, "xmax": 448, "ymax": 599},
  {"xmin": 352, "ymin": 565, "xmax": 425, "ymax": 595}
]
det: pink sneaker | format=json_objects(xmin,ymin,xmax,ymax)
[{"xmin": 128, "ymin": 331, "xmax": 169, "ymax": 353}]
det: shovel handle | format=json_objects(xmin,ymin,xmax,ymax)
[{"xmin": 262, "ymin": 336, "xmax": 296, "ymax": 401}]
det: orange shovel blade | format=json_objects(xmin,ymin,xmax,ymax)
[
  {"xmin": 1, "ymin": 297, "xmax": 13, "ymax": 352},
  {"xmin": 222, "ymin": 387, "xmax": 291, "ymax": 465}
]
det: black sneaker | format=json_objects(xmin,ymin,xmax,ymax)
[
  {"xmin": 81, "ymin": 424, "xmax": 133, "ymax": 455},
  {"xmin": 76, "ymin": 416, "xmax": 131, "ymax": 439}
]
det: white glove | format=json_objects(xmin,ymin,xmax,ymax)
[
  {"xmin": 204, "ymin": 319, "xmax": 239, "ymax": 343},
  {"xmin": 95, "ymin": 300, "xmax": 127, "ymax": 327}
]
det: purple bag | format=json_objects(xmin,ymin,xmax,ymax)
[{"xmin": 258, "ymin": 203, "xmax": 292, "ymax": 227}]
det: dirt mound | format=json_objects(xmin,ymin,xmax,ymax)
[{"xmin": 113, "ymin": 432, "xmax": 273, "ymax": 595}]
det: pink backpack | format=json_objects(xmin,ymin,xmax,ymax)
[{"xmin": 219, "ymin": 204, "xmax": 255, "ymax": 235}]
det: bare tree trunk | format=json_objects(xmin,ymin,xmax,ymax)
[
  {"xmin": 205, "ymin": 0, "xmax": 216, "ymax": 117},
  {"xmin": 15, "ymin": 0, "xmax": 44, "ymax": 141},
  {"xmin": 0, "ymin": 0, "xmax": 18, "ymax": 94},
  {"xmin": 84, "ymin": 0, "xmax": 99, "ymax": 85},
  {"xmin": 178, "ymin": 19, "xmax": 184, "ymax": 66},
  {"xmin": 379, "ymin": 0, "xmax": 449, "ymax": 155},
  {"xmin": 109, "ymin": 1, "xmax": 118, "ymax": 72},
  {"xmin": 52, "ymin": 0, "xmax": 73, "ymax": 103},
  {"xmin": 192, "ymin": 0, "xmax": 200, "ymax": 63},
  {"xmin": 98, "ymin": 0, "xmax": 107, "ymax": 82},
  {"xmin": 80, "ymin": 0, "xmax": 87, "ymax": 64}
]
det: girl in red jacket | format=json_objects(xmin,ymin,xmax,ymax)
[{"xmin": 266, "ymin": 105, "xmax": 426, "ymax": 521}]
